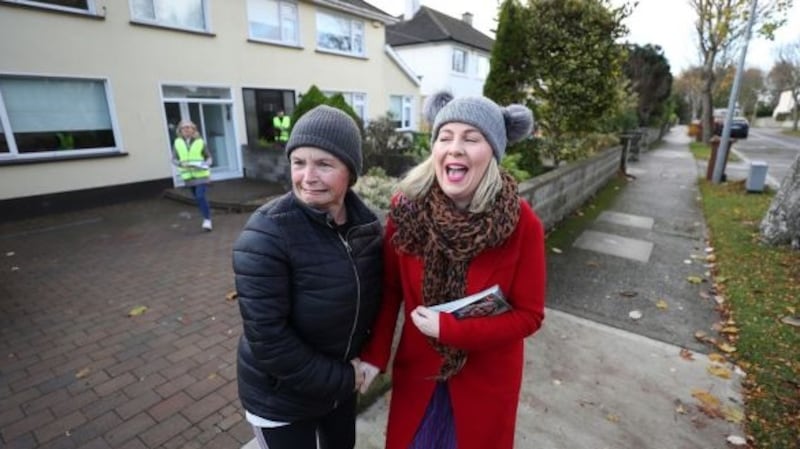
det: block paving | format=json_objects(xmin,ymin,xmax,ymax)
[{"xmin": 1, "ymin": 197, "xmax": 260, "ymax": 448}]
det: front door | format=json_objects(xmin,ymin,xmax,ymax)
[{"xmin": 162, "ymin": 84, "xmax": 240, "ymax": 186}]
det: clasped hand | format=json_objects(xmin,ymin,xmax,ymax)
[{"xmin": 351, "ymin": 359, "xmax": 380, "ymax": 394}]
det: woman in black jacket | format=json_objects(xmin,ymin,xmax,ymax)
[{"xmin": 233, "ymin": 105, "xmax": 383, "ymax": 449}]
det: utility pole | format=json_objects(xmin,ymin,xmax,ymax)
[{"xmin": 712, "ymin": 0, "xmax": 758, "ymax": 183}]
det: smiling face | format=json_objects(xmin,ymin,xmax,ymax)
[
  {"xmin": 432, "ymin": 122, "xmax": 494, "ymax": 210},
  {"xmin": 290, "ymin": 146, "xmax": 350, "ymax": 223}
]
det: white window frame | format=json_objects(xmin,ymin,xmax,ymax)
[
  {"xmin": 452, "ymin": 48, "xmax": 467, "ymax": 74},
  {"xmin": 316, "ymin": 11, "xmax": 365, "ymax": 57},
  {"xmin": 322, "ymin": 90, "xmax": 367, "ymax": 121},
  {"xmin": 130, "ymin": 0, "xmax": 209, "ymax": 33},
  {"xmin": 246, "ymin": 0, "xmax": 300, "ymax": 46},
  {"xmin": 477, "ymin": 55, "xmax": 490, "ymax": 80},
  {"xmin": 0, "ymin": 0, "xmax": 96, "ymax": 14},
  {"xmin": 389, "ymin": 95, "xmax": 413, "ymax": 130},
  {"xmin": 0, "ymin": 74, "xmax": 120, "ymax": 160}
]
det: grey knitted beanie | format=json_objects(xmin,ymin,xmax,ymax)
[
  {"xmin": 285, "ymin": 105, "xmax": 362, "ymax": 182},
  {"xmin": 424, "ymin": 91, "xmax": 534, "ymax": 161}
]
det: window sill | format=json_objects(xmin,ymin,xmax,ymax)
[
  {"xmin": 0, "ymin": 151, "xmax": 128, "ymax": 167},
  {"xmin": 129, "ymin": 20, "xmax": 216, "ymax": 37},
  {"xmin": 0, "ymin": 1, "xmax": 106, "ymax": 19},
  {"xmin": 314, "ymin": 48, "xmax": 367, "ymax": 60},
  {"xmin": 247, "ymin": 38, "xmax": 303, "ymax": 50}
]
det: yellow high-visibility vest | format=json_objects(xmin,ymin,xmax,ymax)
[
  {"xmin": 273, "ymin": 115, "xmax": 291, "ymax": 142},
  {"xmin": 174, "ymin": 138, "xmax": 210, "ymax": 180}
]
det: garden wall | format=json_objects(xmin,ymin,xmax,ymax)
[{"xmin": 519, "ymin": 145, "xmax": 622, "ymax": 230}]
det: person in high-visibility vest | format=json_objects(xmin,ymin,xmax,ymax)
[
  {"xmin": 172, "ymin": 120, "xmax": 213, "ymax": 231},
  {"xmin": 272, "ymin": 110, "xmax": 291, "ymax": 145}
]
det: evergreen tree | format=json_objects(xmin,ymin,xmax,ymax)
[
  {"xmin": 484, "ymin": 0, "xmax": 529, "ymax": 105},
  {"xmin": 291, "ymin": 85, "xmax": 328, "ymax": 132},
  {"xmin": 623, "ymin": 44, "xmax": 673, "ymax": 126}
]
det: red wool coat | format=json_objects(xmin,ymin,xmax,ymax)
[{"xmin": 361, "ymin": 199, "xmax": 546, "ymax": 449}]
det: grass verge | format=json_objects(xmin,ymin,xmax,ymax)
[
  {"xmin": 689, "ymin": 141, "xmax": 741, "ymax": 162},
  {"xmin": 781, "ymin": 129, "xmax": 800, "ymax": 138},
  {"xmin": 697, "ymin": 179, "xmax": 800, "ymax": 448}
]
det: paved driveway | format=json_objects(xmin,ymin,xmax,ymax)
[{"xmin": 1, "ymin": 198, "xmax": 253, "ymax": 448}]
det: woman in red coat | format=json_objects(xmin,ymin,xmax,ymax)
[{"xmin": 359, "ymin": 91, "xmax": 546, "ymax": 449}]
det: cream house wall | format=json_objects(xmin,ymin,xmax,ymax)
[{"xmin": 0, "ymin": 1, "xmax": 419, "ymax": 201}]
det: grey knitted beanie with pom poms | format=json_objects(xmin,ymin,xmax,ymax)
[{"xmin": 424, "ymin": 91, "xmax": 534, "ymax": 161}]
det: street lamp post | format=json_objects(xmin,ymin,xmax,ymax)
[{"xmin": 712, "ymin": 0, "xmax": 758, "ymax": 183}]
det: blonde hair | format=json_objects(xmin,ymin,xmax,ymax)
[
  {"xmin": 177, "ymin": 120, "xmax": 200, "ymax": 139},
  {"xmin": 396, "ymin": 156, "xmax": 503, "ymax": 214}
]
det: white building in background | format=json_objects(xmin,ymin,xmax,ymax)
[
  {"xmin": 772, "ymin": 89, "xmax": 798, "ymax": 122},
  {"xmin": 386, "ymin": 2, "xmax": 494, "ymax": 104}
]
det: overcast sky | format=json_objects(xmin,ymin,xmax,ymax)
[{"xmin": 368, "ymin": 0, "xmax": 800, "ymax": 74}]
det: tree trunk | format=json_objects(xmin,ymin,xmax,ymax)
[{"xmin": 760, "ymin": 154, "xmax": 800, "ymax": 249}]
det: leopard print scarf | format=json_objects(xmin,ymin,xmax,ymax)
[{"xmin": 390, "ymin": 171, "xmax": 520, "ymax": 379}]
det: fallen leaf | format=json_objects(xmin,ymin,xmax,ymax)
[
  {"xmin": 551, "ymin": 247, "xmax": 563, "ymax": 254},
  {"xmin": 699, "ymin": 291, "xmax": 710, "ymax": 299},
  {"xmin": 694, "ymin": 330, "xmax": 708, "ymax": 340},
  {"xmin": 717, "ymin": 342, "xmax": 737, "ymax": 353},
  {"xmin": 716, "ymin": 276, "xmax": 728, "ymax": 284},
  {"xmin": 691, "ymin": 388, "xmax": 721, "ymax": 409},
  {"xmin": 675, "ymin": 403, "xmax": 688, "ymax": 414},
  {"xmin": 679, "ymin": 348, "xmax": 695, "ymax": 361},
  {"xmin": 726, "ymin": 435, "xmax": 747, "ymax": 446},
  {"xmin": 128, "ymin": 306, "xmax": 148, "ymax": 317},
  {"xmin": 708, "ymin": 353, "xmax": 726, "ymax": 363},
  {"xmin": 780, "ymin": 316, "xmax": 800, "ymax": 327},
  {"xmin": 606, "ymin": 413, "xmax": 620, "ymax": 423},
  {"xmin": 619, "ymin": 290, "xmax": 638, "ymax": 298},
  {"xmin": 586, "ymin": 260, "xmax": 600, "ymax": 268},
  {"xmin": 705, "ymin": 254, "xmax": 717, "ymax": 263},
  {"xmin": 75, "ymin": 367, "xmax": 91, "ymax": 379},
  {"xmin": 628, "ymin": 310, "xmax": 643, "ymax": 320},
  {"xmin": 687, "ymin": 275, "xmax": 703, "ymax": 284},
  {"xmin": 787, "ymin": 306, "xmax": 797, "ymax": 315},
  {"xmin": 720, "ymin": 326, "xmax": 739, "ymax": 334},
  {"xmin": 225, "ymin": 291, "xmax": 238, "ymax": 301},
  {"xmin": 11, "ymin": 266, "xmax": 19, "ymax": 271},
  {"xmin": 683, "ymin": 259, "xmax": 692, "ymax": 264},
  {"xmin": 655, "ymin": 299, "xmax": 668, "ymax": 310},
  {"xmin": 5, "ymin": 251, "xmax": 14, "ymax": 256},
  {"xmin": 722, "ymin": 405, "xmax": 744, "ymax": 423},
  {"xmin": 707, "ymin": 364, "xmax": 732, "ymax": 379}
]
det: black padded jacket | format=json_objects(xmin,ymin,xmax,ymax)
[{"xmin": 233, "ymin": 191, "xmax": 383, "ymax": 422}]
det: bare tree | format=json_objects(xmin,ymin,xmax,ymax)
[
  {"xmin": 674, "ymin": 66, "xmax": 705, "ymax": 120},
  {"xmin": 689, "ymin": 0, "xmax": 791, "ymax": 142}
]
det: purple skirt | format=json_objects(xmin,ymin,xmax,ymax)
[{"xmin": 409, "ymin": 382, "xmax": 457, "ymax": 449}]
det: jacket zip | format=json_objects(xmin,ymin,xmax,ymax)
[
  {"xmin": 336, "ymin": 230, "xmax": 361, "ymax": 360},
  {"xmin": 328, "ymin": 224, "xmax": 362, "ymax": 409}
]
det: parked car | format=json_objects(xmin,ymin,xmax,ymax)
[{"xmin": 713, "ymin": 116, "xmax": 749, "ymax": 139}]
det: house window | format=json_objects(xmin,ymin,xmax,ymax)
[
  {"xmin": 389, "ymin": 95, "xmax": 413, "ymax": 129},
  {"xmin": 316, "ymin": 11, "xmax": 364, "ymax": 56},
  {"xmin": 452, "ymin": 48, "xmax": 467, "ymax": 73},
  {"xmin": 131, "ymin": 0, "xmax": 207, "ymax": 31},
  {"xmin": 247, "ymin": 0, "xmax": 299, "ymax": 45},
  {"xmin": 0, "ymin": 120, "xmax": 8, "ymax": 153},
  {"xmin": 323, "ymin": 91, "xmax": 367, "ymax": 121},
  {"xmin": 3, "ymin": 0, "xmax": 93, "ymax": 12},
  {"xmin": 477, "ymin": 55, "xmax": 490, "ymax": 79},
  {"xmin": 0, "ymin": 76, "xmax": 117, "ymax": 157}
]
